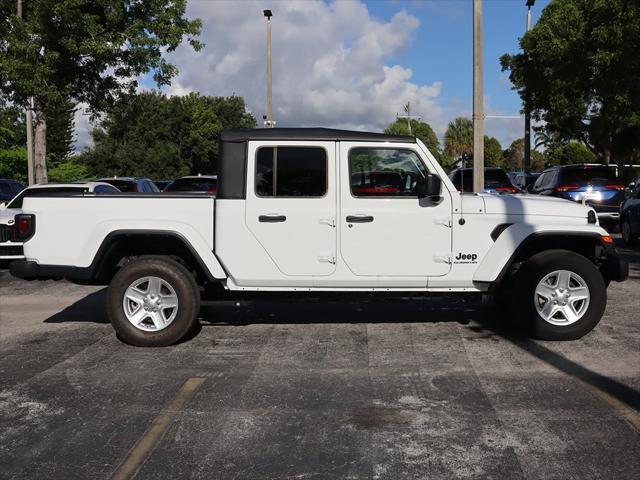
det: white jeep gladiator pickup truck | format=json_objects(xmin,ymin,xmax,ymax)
[{"xmin": 8, "ymin": 128, "xmax": 628, "ymax": 346}]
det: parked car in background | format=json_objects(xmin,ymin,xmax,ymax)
[
  {"xmin": 530, "ymin": 165, "xmax": 625, "ymax": 230},
  {"xmin": 620, "ymin": 178, "xmax": 640, "ymax": 244},
  {"xmin": 163, "ymin": 175, "xmax": 218, "ymax": 194},
  {"xmin": 154, "ymin": 180, "xmax": 171, "ymax": 191},
  {"xmin": 0, "ymin": 179, "xmax": 26, "ymax": 203},
  {"xmin": 97, "ymin": 177, "xmax": 160, "ymax": 193},
  {"xmin": 448, "ymin": 167, "xmax": 519, "ymax": 193},
  {"xmin": 513, "ymin": 172, "xmax": 541, "ymax": 192},
  {"xmin": 0, "ymin": 182, "xmax": 121, "ymax": 263}
]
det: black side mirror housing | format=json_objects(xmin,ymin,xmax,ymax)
[{"xmin": 417, "ymin": 174, "xmax": 442, "ymax": 199}]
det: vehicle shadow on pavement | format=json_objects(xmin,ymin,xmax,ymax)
[{"xmin": 43, "ymin": 288, "xmax": 110, "ymax": 324}]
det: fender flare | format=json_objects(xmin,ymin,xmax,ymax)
[{"xmin": 473, "ymin": 223, "xmax": 608, "ymax": 284}]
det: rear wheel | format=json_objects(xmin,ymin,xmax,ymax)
[
  {"xmin": 622, "ymin": 219, "xmax": 637, "ymax": 245},
  {"xmin": 513, "ymin": 250, "xmax": 606, "ymax": 340},
  {"xmin": 107, "ymin": 257, "xmax": 200, "ymax": 347}
]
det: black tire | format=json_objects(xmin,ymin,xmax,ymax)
[
  {"xmin": 621, "ymin": 219, "xmax": 637, "ymax": 245},
  {"xmin": 107, "ymin": 256, "xmax": 200, "ymax": 347},
  {"xmin": 512, "ymin": 249, "xmax": 606, "ymax": 341}
]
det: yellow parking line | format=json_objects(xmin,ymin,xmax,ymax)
[
  {"xmin": 110, "ymin": 377, "xmax": 206, "ymax": 480},
  {"xmin": 581, "ymin": 381, "xmax": 640, "ymax": 431}
]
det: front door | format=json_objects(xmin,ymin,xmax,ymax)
[
  {"xmin": 245, "ymin": 142, "xmax": 337, "ymax": 276},
  {"xmin": 339, "ymin": 143, "xmax": 452, "ymax": 277}
]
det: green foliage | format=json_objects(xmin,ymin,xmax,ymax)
[
  {"xmin": 531, "ymin": 150, "xmax": 546, "ymax": 172},
  {"xmin": 0, "ymin": 146, "xmax": 27, "ymax": 182},
  {"xmin": 503, "ymin": 138, "xmax": 524, "ymax": 172},
  {"xmin": 384, "ymin": 119, "xmax": 441, "ymax": 160},
  {"xmin": 546, "ymin": 141, "xmax": 598, "ymax": 166},
  {"xmin": 0, "ymin": 0, "xmax": 202, "ymax": 111},
  {"xmin": 501, "ymin": 0, "xmax": 640, "ymax": 166},
  {"xmin": 47, "ymin": 159, "xmax": 90, "ymax": 182},
  {"xmin": 484, "ymin": 136, "xmax": 503, "ymax": 167},
  {"xmin": 83, "ymin": 92, "xmax": 256, "ymax": 178},
  {"xmin": 444, "ymin": 117, "xmax": 473, "ymax": 167},
  {"xmin": 46, "ymin": 98, "xmax": 76, "ymax": 167}
]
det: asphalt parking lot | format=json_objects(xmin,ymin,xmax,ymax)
[{"xmin": 1, "ymin": 243, "xmax": 639, "ymax": 480}]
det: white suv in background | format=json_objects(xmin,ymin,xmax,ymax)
[{"xmin": 0, "ymin": 182, "xmax": 120, "ymax": 263}]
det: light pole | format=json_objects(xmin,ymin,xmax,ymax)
[
  {"xmin": 263, "ymin": 9, "xmax": 275, "ymax": 128},
  {"xmin": 523, "ymin": 0, "xmax": 535, "ymax": 172},
  {"xmin": 472, "ymin": 0, "xmax": 484, "ymax": 193}
]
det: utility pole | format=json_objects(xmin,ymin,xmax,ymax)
[
  {"xmin": 263, "ymin": 9, "xmax": 275, "ymax": 128},
  {"xmin": 524, "ymin": 0, "xmax": 535, "ymax": 172},
  {"xmin": 396, "ymin": 101, "xmax": 421, "ymax": 135},
  {"xmin": 472, "ymin": 0, "xmax": 484, "ymax": 193},
  {"xmin": 17, "ymin": 0, "xmax": 35, "ymax": 185}
]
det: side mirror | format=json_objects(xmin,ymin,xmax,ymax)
[{"xmin": 417, "ymin": 174, "xmax": 442, "ymax": 199}]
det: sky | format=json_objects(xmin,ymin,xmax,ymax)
[{"xmin": 75, "ymin": 0, "xmax": 551, "ymax": 152}]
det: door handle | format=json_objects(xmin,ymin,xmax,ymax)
[
  {"xmin": 346, "ymin": 215, "xmax": 374, "ymax": 223},
  {"xmin": 259, "ymin": 214, "xmax": 286, "ymax": 223}
]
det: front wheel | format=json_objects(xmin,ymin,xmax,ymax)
[
  {"xmin": 622, "ymin": 219, "xmax": 637, "ymax": 245},
  {"xmin": 513, "ymin": 250, "xmax": 606, "ymax": 340},
  {"xmin": 107, "ymin": 257, "xmax": 200, "ymax": 347}
]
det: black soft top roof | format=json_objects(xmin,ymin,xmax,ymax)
[{"xmin": 220, "ymin": 128, "xmax": 415, "ymax": 143}]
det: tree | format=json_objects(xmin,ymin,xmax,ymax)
[
  {"xmin": 484, "ymin": 136, "xmax": 503, "ymax": 167},
  {"xmin": 385, "ymin": 119, "xmax": 441, "ymax": 160},
  {"xmin": 46, "ymin": 97, "xmax": 76, "ymax": 168},
  {"xmin": 444, "ymin": 117, "xmax": 473, "ymax": 168},
  {"xmin": 83, "ymin": 92, "xmax": 256, "ymax": 178},
  {"xmin": 503, "ymin": 138, "xmax": 524, "ymax": 172},
  {"xmin": 0, "ymin": 0, "xmax": 202, "ymax": 183},
  {"xmin": 546, "ymin": 141, "xmax": 598, "ymax": 166},
  {"xmin": 500, "ymin": 0, "xmax": 640, "ymax": 168}
]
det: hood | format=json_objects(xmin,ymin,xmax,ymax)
[
  {"xmin": 0, "ymin": 208, "xmax": 21, "ymax": 225},
  {"xmin": 481, "ymin": 194, "xmax": 592, "ymax": 218}
]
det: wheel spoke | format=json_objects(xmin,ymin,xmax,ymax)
[
  {"xmin": 148, "ymin": 277, "xmax": 162, "ymax": 296},
  {"xmin": 569, "ymin": 286, "xmax": 589, "ymax": 301},
  {"xmin": 536, "ymin": 283, "xmax": 555, "ymax": 300},
  {"xmin": 556, "ymin": 271, "xmax": 571, "ymax": 290},
  {"xmin": 539, "ymin": 300, "xmax": 557, "ymax": 320},
  {"xmin": 559, "ymin": 305, "xmax": 578, "ymax": 324},
  {"xmin": 128, "ymin": 308, "xmax": 149, "ymax": 327},
  {"xmin": 150, "ymin": 311, "xmax": 165, "ymax": 330},
  {"xmin": 161, "ymin": 294, "xmax": 179, "ymax": 309},
  {"xmin": 125, "ymin": 287, "xmax": 146, "ymax": 305}
]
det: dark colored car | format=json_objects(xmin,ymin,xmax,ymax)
[
  {"xmin": 512, "ymin": 172, "xmax": 541, "ymax": 192},
  {"xmin": 448, "ymin": 167, "xmax": 519, "ymax": 194},
  {"xmin": 97, "ymin": 177, "xmax": 160, "ymax": 193},
  {"xmin": 530, "ymin": 165, "xmax": 625, "ymax": 228},
  {"xmin": 620, "ymin": 178, "xmax": 640, "ymax": 244},
  {"xmin": 154, "ymin": 180, "xmax": 171, "ymax": 191},
  {"xmin": 163, "ymin": 175, "xmax": 218, "ymax": 194},
  {"xmin": 0, "ymin": 179, "xmax": 26, "ymax": 203}
]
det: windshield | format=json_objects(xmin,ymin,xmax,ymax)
[
  {"xmin": 559, "ymin": 167, "xmax": 619, "ymax": 185},
  {"xmin": 100, "ymin": 180, "xmax": 137, "ymax": 192},
  {"xmin": 7, "ymin": 187, "xmax": 87, "ymax": 208},
  {"xmin": 165, "ymin": 178, "xmax": 217, "ymax": 192}
]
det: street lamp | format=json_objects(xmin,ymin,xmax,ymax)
[
  {"xmin": 263, "ymin": 9, "xmax": 275, "ymax": 128},
  {"xmin": 524, "ymin": 0, "xmax": 535, "ymax": 171}
]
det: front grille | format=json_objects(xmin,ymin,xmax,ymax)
[
  {"xmin": 0, "ymin": 245, "xmax": 23, "ymax": 256},
  {"xmin": 0, "ymin": 225, "xmax": 17, "ymax": 243}
]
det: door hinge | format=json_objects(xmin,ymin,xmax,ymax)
[
  {"xmin": 319, "ymin": 217, "xmax": 336, "ymax": 228},
  {"xmin": 434, "ymin": 254, "xmax": 451, "ymax": 264},
  {"xmin": 435, "ymin": 217, "xmax": 452, "ymax": 228},
  {"xmin": 317, "ymin": 254, "xmax": 336, "ymax": 265}
]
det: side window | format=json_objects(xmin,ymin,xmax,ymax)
[
  {"xmin": 256, "ymin": 147, "xmax": 327, "ymax": 197},
  {"xmin": 11, "ymin": 182, "xmax": 25, "ymax": 194},
  {"xmin": 147, "ymin": 181, "xmax": 160, "ymax": 193},
  {"xmin": 533, "ymin": 173, "xmax": 547, "ymax": 190},
  {"xmin": 349, "ymin": 148, "xmax": 427, "ymax": 197},
  {"xmin": 95, "ymin": 185, "xmax": 117, "ymax": 194}
]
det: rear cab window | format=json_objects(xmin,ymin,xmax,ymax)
[{"xmin": 256, "ymin": 146, "xmax": 327, "ymax": 197}]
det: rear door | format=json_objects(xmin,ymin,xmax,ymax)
[
  {"xmin": 339, "ymin": 143, "xmax": 452, "ymax": 277},
  {"xmin": 245, "ymin": 142, "xmax": 337, "ymax": 276}
]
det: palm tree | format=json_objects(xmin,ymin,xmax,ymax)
[{"xmin": 444, "ymin": 117, "xmax": 473, "ymax": 167}]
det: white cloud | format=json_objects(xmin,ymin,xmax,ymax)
[
  {"xmin": 73, "ymin": 103, "xmax": 93, "ymax": 152},
  {"xmin": 162, "ymin": 0, "xmax": 447, "ymax": 133}
]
